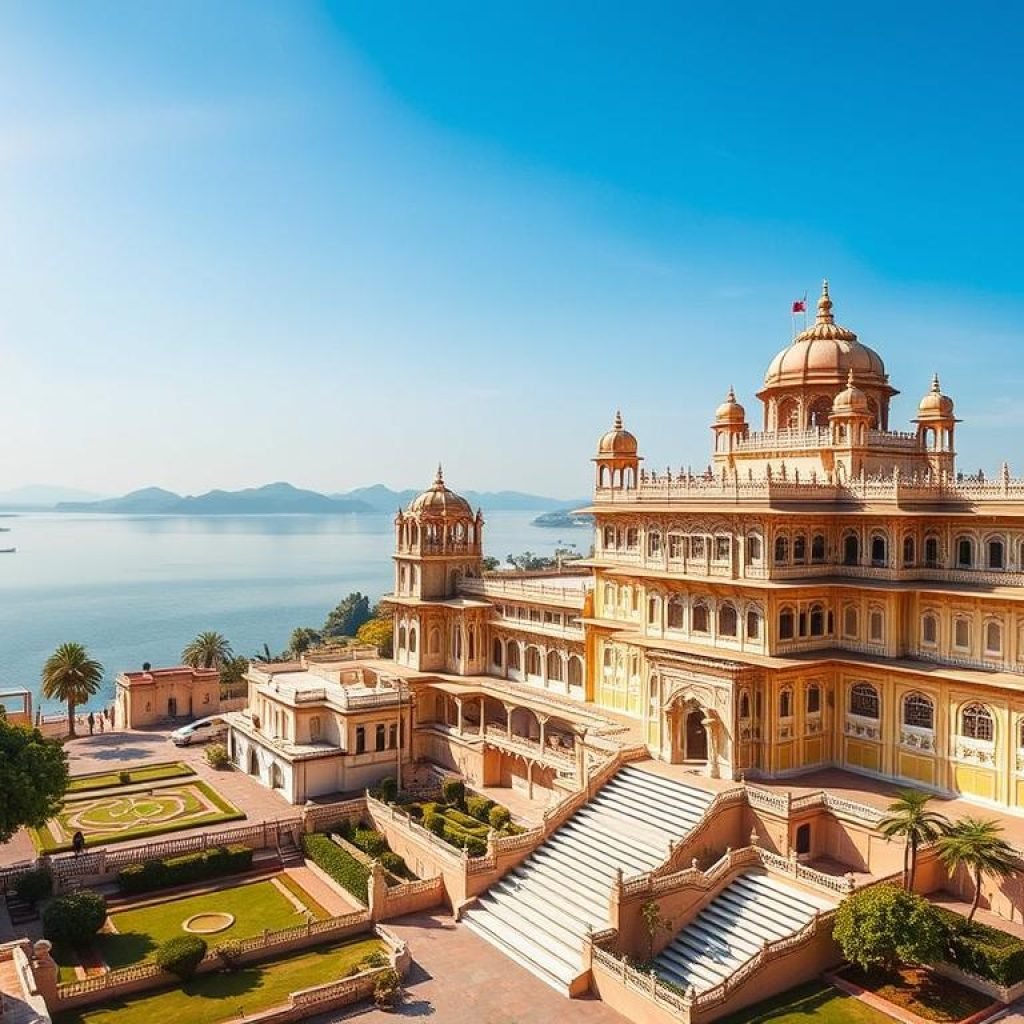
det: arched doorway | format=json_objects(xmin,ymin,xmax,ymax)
[
  {"xmin": 270, "ymin": 762, "xmax": 284, "ymax": 789},
  {"xmin": 248, "ymin": 747, "xmax": 259, "ymax": 777},
  {"xmin": 684, "ymin": 709, "xmax": 708, "ymax": 762},
  {"xmin": 167, "ymin": 696, "xmax": 178, "ymax": 718}
]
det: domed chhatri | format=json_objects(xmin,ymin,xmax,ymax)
[
  {"xmin": 715, "ymin": 386, "xmax": 746, "ymax": 423},
  {"xmin": 763, "ymin": 280, "xmax": 888, "ymax": 389},
  {"xmin": 408, "ymin": 464, "xmax": 473, "ymax": 518},
  {"xmin": 597, "ymin": 410, "xmax": 639, "ymax": 456},
  {"xmin": 831, "ymin": 369, "xmax": 870, "ymax": 416},
  {"xmin": 916, "ymin": 373, "xmax": 956, "ymax": 420}
]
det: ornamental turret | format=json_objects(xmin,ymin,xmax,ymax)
[
  {"xmin": 594, "ymin": 411, "xmax": 641, "ymax": 491},
  {"xmin": 914, "ymin": 374, "xmax": 958, "ymax": 476}
]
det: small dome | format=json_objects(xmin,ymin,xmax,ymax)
[
  {"xmin": 917, "ymin": 374, "xmax": 955, "ymax": 419},
  {"xmin": 408, "ymin": 465, "xmax": 473, "ymax": 517},
  {"xmin": 763, "ymin": 281, "xmax": 888, "ymax": 389},
  {"xmin": 832, "ymin": 370, "xmax": 870, "ymax": 416},
  {"xmin": 598, "ymin": 411, "xmax": 638, "ymax": 456},
  {"xmin": 715, "ymin": 386, "xmax": 746, "ymax": 423}
]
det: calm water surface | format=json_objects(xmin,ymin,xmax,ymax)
[{"xmin": 0, "ymin": 512, "xmax": 589, "ymax": 711}]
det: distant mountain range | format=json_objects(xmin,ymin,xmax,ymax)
[
  {"xmin": 46, "ymin": 482, "xmax": 587, "ymax": 515},
  {"xmin": 0, "ymin": 484, "xmax": 110, "ymax": 507}
]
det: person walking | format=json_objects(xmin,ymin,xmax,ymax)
[{"xmin": 87, "ymin": 711, "xmax": 95, "ymax": 735}]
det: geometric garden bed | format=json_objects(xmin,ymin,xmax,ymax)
[{"xmin": 30, "ymin": 780, "xmax": 245, "ymax": 853}]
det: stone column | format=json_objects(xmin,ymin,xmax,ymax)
[
  {"xmin": 503, "ymin": 702, "xmax": 514, "ymax": 739},
  {"xmin": 702, "ymin": 713, "xmax": 720, "ymax": 778},
  {"xmin": 536, "ymin": 714, "xmax": 548, "ymax": 752},
  {"xmin": 478, "ymin": 696, "xmax": 486, "ymax": 736},
  {"xmin": 31, "ymin": 940, "xmax": 58, "ymax": 1007},
  {"xmin": 454, "ymin": 697, "xmax": 464, "ymax": 736}
]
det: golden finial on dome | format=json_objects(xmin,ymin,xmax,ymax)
[
  {"xmin": 613, "ymin": 410, "xmax": 623, "ymax": 430},
  {"xmin": 726, "ymin": 385, "xmax": 736, "ymax": 402},
  {"xmin": 434, "ymin": 463, "xmax": 444, "ymax": 487},
  {"xmin": 817, "ymin": 279, "xmax": 834, "ymax": 324},
  {"xmin": 931, "ymin": 373, "xmax": 941, "ymax": 392}
]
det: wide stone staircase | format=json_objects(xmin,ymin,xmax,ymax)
[
  {"xmin": 462, "ymin": 764, "xmax": 714, "ymax": 991},
  {"xmin": 653, "ymin": 870, "xmax": 834, "ymax": 994}
]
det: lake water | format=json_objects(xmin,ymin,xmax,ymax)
[{"xmin": 0, "ymin": 511, "xmax": 591, "ymax": 712}]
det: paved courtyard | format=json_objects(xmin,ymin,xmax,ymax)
[{"xmin": 313, "ymin": 912, "xmax": 628, "ymax": 1024}]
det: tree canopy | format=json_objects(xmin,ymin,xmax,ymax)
[
  {"xmin": 877, "ymin": 789, "xmax": 950, "ymax": 891},
  {"xmin": 0, "ymin": 719, "xmax": 69, "ymax": 843},
  {"xmin": 41, "ymin": 642, "xmax": 104, "ymax": 738},
  {"xmin": 356, "ymin": 616, "xmax": 394, "ymax": 657},
  {"xmin": 181, "ymin": 631, "xmax": 233, "ymax": 670},
  {"xmin": 290, "ymin": 627, "xmax": 322, "ymax": 656},
  {"xmin": 936, "ymin": 817, "xmax": 1019, "ymax": 922},
  {"xmin": 322, "ymin": 592, "xmax": 372, "ymax": 639}
]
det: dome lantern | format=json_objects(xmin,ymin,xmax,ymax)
[{"xmin": 594, "ymin": 410, "xmax": 641, "ymax": 491}]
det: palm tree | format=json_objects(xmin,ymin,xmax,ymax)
[
  {"xmin": 41, "ymin": 643, "xmax": 104, "ymax": 738},
  {"xmin": 181, "ymin": 632, "xmax": 233, "ymax": 670},
  {"xmin": 878, "ymin": 789, "xmax": 950, "ymax": 891},
  {"xmin": 936, "ymin": 817, "xmax": 1019, "ymax": 923}
]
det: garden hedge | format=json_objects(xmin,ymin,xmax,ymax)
[
  {"xmin": 156, "ymin": 935, "xmax": 208, "ymax": 979},
  {"xmin": 938, "ymin": 908, "xmax": 1024, "ymax": 985},
  {"xmin": 302, "ymin": 833, "xmax": 370, "ymax": 904},
  {"xmin": 465, "ymin": 795, "xmax": 494, "ymax": 822},
  {"xmin": 119, "ymin": 843, "xmax": 253, "ymax": 894},
  {"xmin": 43, "ymin": 891, "xmax": 107, "ymax": 945}
]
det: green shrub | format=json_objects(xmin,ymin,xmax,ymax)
[
  {"xmin": 156, "ymin": 935, "xmax": 207, "ymax": 979},
  {"xmin": 466, "ymin": 795, "xmax": 494, "ymax": 822},
  {"xmin": 118, "ymin": 843, "xmax": 252, "ymax": 894},
  {"xmin": 373, "ymin": 967, "xmax": 403, "ymax": 1008},
  {"xmin": 301, "ymin": 833, "xmax": 370, "ymax": 904},
  {"xmin": 362, "ymin": 949, "xmax": 390, "ymax": 970},
  {"xmin": 376, "ymin": 776, "xmax": 398, "ymax": 803},
  {"xmin": 213, "ymin": 940, "xmax": 242, "ymax": 971},
  {"xmin": 205, "ymin": 743, "xmax": 230, "ymax": 769},
  {"xmin": 43, "ymin": 891, "xmax": 107, "ymax": 946},
  {"xmin": 442, "ymin": 822, "xmax": 487, "ymax": 856},
  {"xmin": 380, "ymin": 851, "xmax": 413, "ymax": 880},
  {"xmin": 118, "ymin": 770, "xmax": 131, "ymax": 785},
  {"xmin": 443, "ymin": 808, "xmax": 489, "ymax": 834},
  {"xmin": 424, "ymin": 810, "xmax": 446, "ymax": 837},
  {"xmin": 938, "ymin": 908, "xmax": 1024, "ymax": 985},
  {"xmin": 488, "ymin": 805, "xmax": 511, "ymax": 831},
  {"xmin": 441, "ymin": 777, "xmax": 465, "ymax": 808},
  {"xmin": 333, "ymin": 818, "xmax": 355, "ymax": 841},
  {"xmin": 14, "ymin": 866, "xmax": 53, "ymax": 905},
  {"xmin": 353, "ymin": 828, "xmax": 388, "ymax": 858}
]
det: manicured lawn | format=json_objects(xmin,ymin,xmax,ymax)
[
  {"xmin": 846, "ymin": 967, "xmax": 995, "ymax": 1022},
  {"xmin": 67, "ymin": 763, "xmax": 195, "ymax": 793},
  {"xmin": 31, "ymin": 780, "xmax": 244, "ymax": 853},
  {"xmin": 53, "ymin": 937, "xmax": 386, "ymax": 1024},
  {"xmin": 97, "ymin": 879, "xmax": 318, "ymax": 969},
  {"xmin": 276, "ymin": 872, "xmax": 330, "ymax": 920},
  {"xmin": 716, "ymin": 980, "xmax": 893, "ymax": 1024}
]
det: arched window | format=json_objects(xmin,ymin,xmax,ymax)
[
  {"xmin": 921, "ymin": 613, "xmax": 938, "ymax": 646},
  {"xmin": 902, "ymin": 693, "xmax": 934, "ymax": 730},
  {"xmin": 811, "ymin": 534, "xmax": 826, "ymax": 563},
  {"xmin": 843, "ymin": 605, "xmax": 859, "ymax": 639},
  {"xmin": 452, "ymin": 625, "xmax": 462, "ymax": 659},
  {"xmin": 692, "ymin": 601, "xmax": 709, "ymax": 633},
  {"xmin": 739, "ymin": 691, "xmax": 751, "ymax": 719},
  {"xmin": 719, "ymin": 603, "xmax": 738, "ymax": 637},
  {"xmin": 747, "ymin": 535, "xmax": 762, "ymax": 563},
  {"xmin": 779, "ymin": 688, "xmax": 793, "ymax": 718},
  {"xmin": 746, "ymin": 608, "xmax": 761, "ymax": 640},
  {"xmin": 924, "ymin": 535, "xmax": 940, "ymax": 568},
  {"xmin": 546, "ymin": 651, "xmax": 563, "ymax": 681},
  {"xmin": 626, "ymin": 527, "xmax": 639, "ymax": 549},
  {"xmin": 871, "ymin": 534, "xmax": 887, "ymax": 567},
  {"xmin": 953, "ymin": 617, "xmax": 971, "ymax": 650},
  {"xmin": 567, "ymin": 656, "xmax": 583, "ymax": 687},
  {"xmin": 903, "ymin": 535, "xmax": 915, "ymax": 567},
  {"xmin": 647, "ymin": 596, "xmax": 660, "ymax": 625},
  {"xmin": 507, "ymin": 641, "xmax": 521, "ymax": 671},
  {"xmin": 603, "ymin": 526, "xmax": 616, "ymax": 550},
  {"xmin": 779, "ymin": 608, "xmax": 795, "ymax": 640},
  {"xmin": 309, "ymin": 715, "xmax": 322, "ymax": 741},
  {"xmin": 492, "ymin": 638, "xmax": 503, "ymax": 667},
  {"xmin": 868, "ymin": 608, "xmax": 884, "ymax": 643},
  {"xmin": 843, "ymin": 533, "xmax": 859, "ymax": 566},
  {"xmin": 987, "ymin": 538, "xmax": 1005, "ymax": 570},
  {"xmin": 809, "ymin": 604, "xmax": 825, "ymax": 637},
  {"xmin": 956, "ymin": 536, "xmax": 974, "ymax": 568},
  {"xmin": 666, "ymin": 597, "xmax": 684, "ymax": 630},
  {"xmin": 793, "ymin": 535, "xmax": 807, "ymax": 563},
  {"xmin": 985, "ymin": 620, "xmax": 1002, "ymax": 655},
  {"xmin": 376, "ymin": 724, "xmax": 386, "ymax": 751},
  {"xmin": 397, "ymin": 625, "xmax": 407, "ymax": 651},
  {"xmin": 961, "ymin": 703, "xmax": 994, "ymax": 742},
  {"xmin": 429, "ymin": 628, "xmax": 441, "ymax": 655},
  {"xmin": 775, "ymin": 535, "xmax": 789, "ymax": 564},
  {"xmin": 647, "ymin": 531, "xmax": 662, "ymax": 557},
  {"xmin": 795, "ymin": 823, "xmax": 812, "ymax": 855},
  {"xmin": 409, "ymin": 627, "xmax": 418, "ymax": 654},
  {"xmin": 850, "ymin": 683, "xmax": 880, "ymax": 719},
  {"xmin": 806, "ymin": 684, "xmax": 821, "ymax": 715},
  {"xmin": 525, "ymin": 647, "xmax": 541, "ymax": 676}
]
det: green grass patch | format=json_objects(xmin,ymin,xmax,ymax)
[
  {"xmin": 845, "ymin": 967, "xmax": 995, "ymax": 1023},
  {"xmin": 31, "ymin": 780, "xmax": 244, "ymax": 854},
  {"xmin": 715, "ymin": 980, "xmax": 894, "ymax": 1024},
  {"xmin": 67, "ymin": 763, "xmax": 195, "ymax": 794},
  {"xmin": 275, "ymin": 874, "xmax": 330, "ymax": 920},
  {"xmin": 53, "ymin": 937, "xmax": 386, "ymax": 1024}
]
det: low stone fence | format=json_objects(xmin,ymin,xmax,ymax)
[
  {"xmin": 301, "ymin": 797, "xmax": 366, "ymax": 833},
  {"xmin": 933, "ymin": 961, "xmax": 1024, "ymax": 1006},
  {"xmin": 378, "ymin": 874, "xmax": 446, "ymax": 920}
]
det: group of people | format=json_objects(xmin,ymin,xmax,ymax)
[{"xmin": 83, "ymin": 706, "xmax": 115, "ymax": 735}]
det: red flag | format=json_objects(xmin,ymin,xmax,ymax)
[{"xmin": 792, "ymin": 299, "xmax": 806, "ymax": 313}]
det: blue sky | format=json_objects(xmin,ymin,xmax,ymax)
[{"xmin": 1, "ymin": 2, "xmax": 1022, "ymax": 498}]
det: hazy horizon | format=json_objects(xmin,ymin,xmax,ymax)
[{"xmin": 3, "ymin": 3, "xmax": 1023, "ymax": 497}]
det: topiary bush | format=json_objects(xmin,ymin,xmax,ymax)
[
  {"xmin": 213, "ymin": 940, "xmax": 242, "ymax": 972},
  {"xmin": 466, "ymin": 794, "xmax": 494, "ymax": 822},
  {"xmin": 205, "ymin": 743, "xmax": 230, "ymax": 769},
  {"xmin": 376, "ymin": 776, "xmax": 398, "ymax": 803},
  {"xmin": 441, "ymin": 777, "xmax": 465, "ymax": 809},
  {"xmin": 442, "ymin": 808, "xmax": 489, "ymax": 834},
  {"xmin": 301, "ymin": 833, "xmax": 370, "ymax": 904},
  {"xmin": 43, "ymin": 891, "xmax": 107, "ymax": 946},
  {"xmin": 14, "ymin": 866, "xmax": 53, "ymax": 905},
  {"xmin": 156, "ymin": 935, "xmax": 207, "ymax": 979},
  {"xmin": 118, "ymin": 770, "xmax": 131, "ymax": 785},
  {"xmin": 424, "ymin": 810, "xmax": 446, "ymax": 837},
  {"xmin": 937, "ymin": 908, "xmax": 1024, "ymax": 985},
  {"xmin": 373, "ymin": 967, "xmax": 403, "ymax": 1008},
  {"xmin": 488, "ymin": 805, "xmax": 511, "ymax": 831}
]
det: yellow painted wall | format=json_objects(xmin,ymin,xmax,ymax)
[{"xmin": 954, "ymin": 764, "xmax": 997, "ymax": 802}]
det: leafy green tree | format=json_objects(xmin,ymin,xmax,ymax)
[
  {"xmin": 0, "ymin": 720, "xmax": 68, "ymax": 842},
  {"xmin": 356, "ymin": 617, "xmax": 393, "ymax": 657},
  {"xmin": 641, "ymin": 899, "xmax": 672, "ymax": 961},
  {"xmin": 322, "ymin": 592, "xmax": 372, "ymax": 639},
  {"xmin": 181, "ymin": 631, "xmax": 233, "ymax": 670},
  {"xmin": 41, "ymin": 642, "xmax": 104, "ymax": 738},
  {"xmin": 290, "ymin": 627, "xmax": 321, "ymax": 656},
  {"xmin": 937, "ymin": 817, "xmax": 1019, "ymax": 923},
  {"xmin": 43, "ymin": 891, "xmax": 107, "ymax": 946},
  {"xmin": 878, "ymin": 789, "xmax": 950, "ymax": 891},
  {"xmin": 218, "ymin": 654, "xmax": 249, "ymax": 696},
  {"xmin": 833, "ymin": 883, "xmax": 947, "ymax": 972},
  {"xmin": 481, "ymin": 556, "xmax": 500, "ymax": 572}
]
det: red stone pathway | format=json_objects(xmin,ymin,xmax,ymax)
[{"xmin": 309, "ymin": 912, "xmax": 628, "ymax": 1023}]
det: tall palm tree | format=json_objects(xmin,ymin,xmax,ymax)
[
  {"xmin": 878, "ymin": 789, "xmax": 950, "ymax": 891},
  {"xmin": 181, "ymin": 632, "xmax": 233, "ymax": 670},
  {"xmin": 936, "ymin": 817, "xmax": 1019, "ymax": 923},
  {"xmin": 41, "ymin": 643, "xmax": 104, "ymax": 738}
]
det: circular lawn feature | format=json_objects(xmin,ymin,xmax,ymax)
[{"xmin": 182, "ymin": 912, "xmax": 235, "ymax": 935}]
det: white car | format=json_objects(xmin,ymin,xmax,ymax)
[{"xmin": 170, "ymin": 716, "xmax": 228, "ymax": 746}]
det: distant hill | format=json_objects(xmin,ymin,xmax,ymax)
[
  {"xmin": 0, "ymin": 484, "xmax": 109, "ymax": 507},
  {"xmin": 532, "ymin": 508, "xmax": 593, "ymax": 528},
  {"xmin": 335, "ymin": 485, "xmax": 587, "ymax": 513}
]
